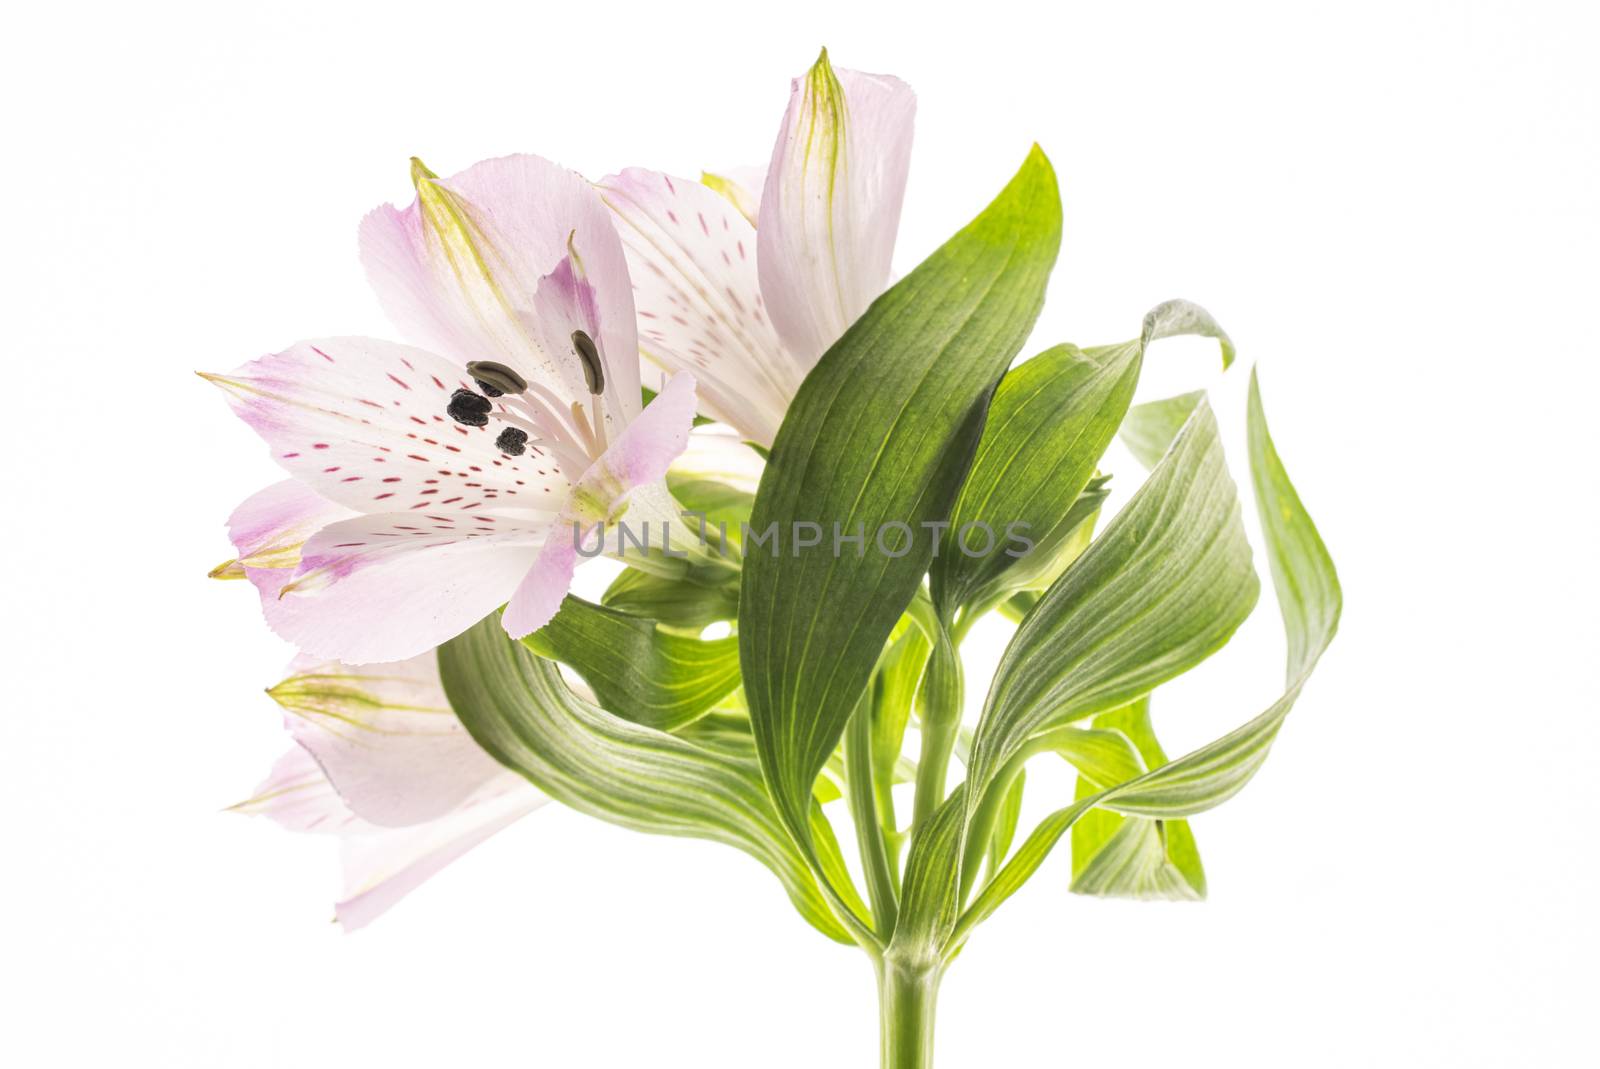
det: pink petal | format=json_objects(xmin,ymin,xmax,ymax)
[
  {"xmin": 360, "ymin": 153, "xmax": 640, "ymax": 420},
  {"xmin": 206, "ymin": 337, "xmax": 570, "ymax": 514},
  {"xmin": 501, "ymin": 528, "xmax": 581, "ymax": 640},
  {"xmin": 225, "ymin": 480, "xmax": 353, "ymax": 573},
  {"xmin": 274, "ymin": 511, "xmax": 547, "ymax": 663},
  {"xmin": 334, "ymin": 779, "xmax": 543, "ymax": 931},
  {"xmin": 270, "ymin": 653, "xmax": 510, "ymax": 827},
  {"xmin": 701, "ymin": 166, "xmax": 766, "ymax": 225},
  {"xmin": 528, "ymin": 251, "xmax": 638, "ymax": 438},
  {"xmin": 221, "ymin": 481, "xmax": 356, "ymax": 634},
  {"xmin": 758, "ymin": 58, "xmax": 916, "ymax": 369},
  {"xmin": 594, "ymin": 369, "xmax": 699, "ymax": 489},
  {"xmin": 598, "ymin": 168, "xmax": 794, "ymax": 444},
  {"xmin": 229, "ymin": 746, "xmax": 363, "ymax": 834},
  {"xmin": 231, "ymin": 746, "xmax": 544, "ymax": 930}
]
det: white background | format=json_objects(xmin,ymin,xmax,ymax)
[{"xmin": 4, "ymin": 1, "xmax": 1597, "ymax": 1065}]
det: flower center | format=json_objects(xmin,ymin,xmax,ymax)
[{"xmin": 445, "ymin": 343, "xmax": 609, "ymax": 478}]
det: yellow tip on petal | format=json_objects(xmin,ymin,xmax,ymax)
[
  {"xmin": 409, "ymin": 156, "xmax": 438, "ymax": 188},
  {"xmin": 209, "ymin": 558, "xmax": 247, "ymax": 580}
]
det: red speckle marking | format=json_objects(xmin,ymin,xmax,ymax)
[
  {"xmin": 374, "ymin": 492, "xmax": 395, "ymax": 500},
  {"xmin": 388, "ymin": 374, "xmax": 411, "ymax": 390},
  {"xmin": 311, "ymin": 346, "xmax": 336, "ymax": 363},
  {"xmin": 312, "ymin": 443, "xmax": 330, "ymax": 450}
]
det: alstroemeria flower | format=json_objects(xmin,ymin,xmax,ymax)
[
  {"xmin": 207, "ymin": 154, "xmax": 697, "ymax": 662},
  {"xmin": 230, "ymin": 652, "xmax": 545, "ymax": 930},
  {"xmin": 598, "ymin": 50, "xmax": 915, "ymax": 445}
]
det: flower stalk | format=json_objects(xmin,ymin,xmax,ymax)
[{"xmin": 876, "ymin": 957, "xmax": 943, "ymax": 1069}]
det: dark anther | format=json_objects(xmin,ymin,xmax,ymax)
[
  {"xmin": 571, "ymin": 330, "xmax": 605, "ymax": 394},
  {"xmin": 465, "ymin": 360, "xmax": 528, "ymax": 398},
  {"xmin": 495, "ymin": 427, "xmax": 529, "ymax": 456},
  {"xmin": 447, "ymin": 387, "xmax": 492, "ymax": 427}
]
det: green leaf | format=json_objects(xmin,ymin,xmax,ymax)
[
  {"xmin": 667, "ymin": 472, "xmax": 756, "ymax": 552},
  {"xmin": 932, "ymin": 341, "xmax": 1138, "ymax": 615},
  {"xmin": 1068, "ymin": 699, "xmax": 1206, "ymax": 900},
  {"xmin": 936, "ymin": 301, "xmax": 1231, "ymax": 618},
  {"xmin": 1069, "ymin": 818, "xmax": 1202, "ymax": 900},
  {"xmin": 965, "ymin": 398, "xmax": 1259, "ymax": 827},
  {"xmin": 1046, "ymin": 723, "xmax": 1147, "ymax": 789},
  {"xmin": 523, "ymin": 595, "xmax": 740, "ymax": 732},
  {"xmin": 601, "ymin": 568, "xmax": 739, "ymax": 631},
  {"xmin": 739, "ymin": 147, "xmax": 1063, "ymax": 853},
  {"xmin": 439, "ymin": 614, "xmax": 862, "ymax": 944},
  {"xmin": 952, "ymin": 369, "xmax": 1341, "ymax": 947},
  {"xmin": 985, "ymin": 768, "xmax": 1027, "ymax": 875},
  {"xmin": 892, "ymin": 788, "xmax": 970, "ymax": 968},
  {"xmin": 1120, "ymin": 390, "xmax": 1204, "ymax": 471}
]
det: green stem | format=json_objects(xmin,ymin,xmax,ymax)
[
  {"xmin": 877, "ymin": 958, "xmax": 942, "ymax": 1069},
  {"xmin": 847, "ymin": 695, "xmax": 899, "ymax": 936},
  {"xmin": 911, "ymin": 618, "xmax": 963, "ymax": 830}
]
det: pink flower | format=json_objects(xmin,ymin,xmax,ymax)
[
  {"xmin": 229, "ymin": 652, "xmax": 545, "ymax": 930},
  {"xmin": 207, "ymin": 154, "xmax": 698, "ymax": 662}
]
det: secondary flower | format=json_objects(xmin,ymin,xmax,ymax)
[
  {"xmin": 206, "ymin": 154, "xmax": 698, "ymax": 663},
  {"xmin": 598, "ymin": 49, "xmax": 915, "ymax": 445},
  {"xmin": 231, "ymin": 652, "xmax": 544, "ymax": 929}
]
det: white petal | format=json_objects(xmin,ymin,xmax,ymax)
[
  {"xmin": 229, "ymin": 746, "xmax": 363, "ymax": 834},
  {"xmin": 599, "ymin": 168, "xmax": 796, "ymax": 444},
  {"xmin": 360, "ymin": 154, "xmax": 641, "ymax": 420},
  {"xmin": 335, "ymin": 778, "xmax": 544, "ymax": 931},
  {"xmin": 268, "ymin": 653, "xmax": 510, "ymax": 827},
  {"xmin": 758, "ymin": 55, "xmax": 916, "ymax": 369},
  {"xmin": 700, "ymin": 166, "xmax": 766, "ymax": 226},
  {"xmin": 273, "ymin": 511, "xmax": 547, "ymax": 663},
  {"xmin": 671, "ymin": 427, "xmax": 766, "ymax": 497},
  {"xmin": 207, "ymin": 337, "xmax": 572, "ymax": 514},
  {"xmin": 232, "ymin": 747, "xmax": 545, "ymax": 930}
]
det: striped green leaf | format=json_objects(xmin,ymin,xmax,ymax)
[
  {"xmin": 933, "ymin": 300, "xmax": 1229, "ymax": 617},
  {"xmin": 440, "ymin": 614, "xmax": 863, "ymax": 944},
  {"xmin": 952, "ymin": 370, "xmax": 1342, "ymax": 947},
  {"xmin": 739, "ymin": 148, "xmax": 1063, "ymax": 862},
  {"xmin": 523, "ymin": 595, "xmax": 739, "ymax": 732},
  {"xmin": 601, "ymin": 568, "xmax": 739, "ymax": 632},
  {"xmin": 963, "ymin": 398, "xmax": 1259, "ymax": 845},
  {"xmin": 1068, "ymin": 699, "xmax": 1206, "ymax": 900}
]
